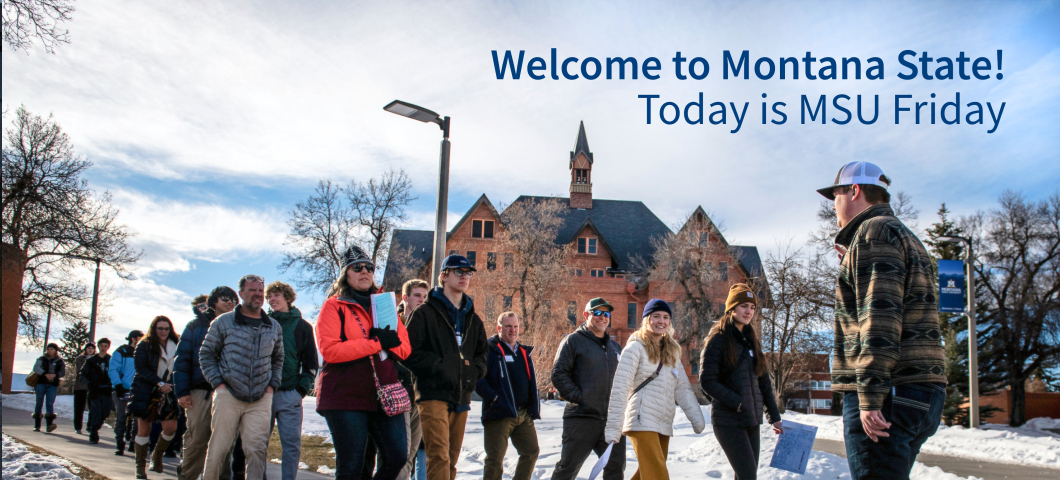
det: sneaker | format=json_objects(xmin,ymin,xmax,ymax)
[{"xmin": 76, "ymin": 430, "xmax": 83, "ymax": 435}]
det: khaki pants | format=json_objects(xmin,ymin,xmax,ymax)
[
  {"xmin": 482, "ymin": 408, "xmax": 539, "ymax": 480},
  {"xmin": 178, "ymin": 389, "xmax": 232, "ymax": 480},
  {"xmin": 626, "ymin": 431, "xmax": 670, "ymax": 480},
  {"xmin": 202, "ymin": 389, "xmax": 272, "ymax": 480},
  {"xmin": 418, "ymin": 400, "xmax": 468, "ymax": 480},
  {"xmin": 398, "ymin": 404, "xmax": 423, "ymax": 480}
]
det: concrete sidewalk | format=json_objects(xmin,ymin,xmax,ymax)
[
  {"xmin": 2, "ymin": 407, "xmax": 332, "ymax": 480},
  {"xmin": 813, "ymin": 438, "xmax": 1060, "ymax": 479}
]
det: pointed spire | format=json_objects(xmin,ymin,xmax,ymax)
[{"xmin": 570, "ymin": 121, "xmax": 593, "ymax": 164}]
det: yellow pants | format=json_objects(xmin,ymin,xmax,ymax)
[{"xmin": 626, "ymin": 431, "xmax": 670, "ymax": 480}]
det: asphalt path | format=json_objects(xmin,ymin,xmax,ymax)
[
  {"xmin": 813, "ymin": 437, "xmax": 1060, "ymax": 479},
  {"xmin": 2, "ymin": 407, "xmax": 331, "ymax": 480}
]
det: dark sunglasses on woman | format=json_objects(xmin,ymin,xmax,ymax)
[{"xmin": 351, "ymin": 264, "xmax": 376, "ymax": 273}]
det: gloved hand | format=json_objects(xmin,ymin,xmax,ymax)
[
  {"xmin": 369, "ymin": 326, "xmax": 402, "ymax": 351},
  {"xmin": 115, "ymin": 385, "xmax": 128, "ymax": 398}
]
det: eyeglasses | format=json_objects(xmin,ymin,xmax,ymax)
[
  {"xmin": 218, "ymin": 296, "xmax": 236, "ymax": 303},
  {"xmin": 156, "ymin": 327, "xmax": 171, "ymax": 332},
  {"xmin": 448, "ymin": 269, "xmax": 474, "ymax": 278},
  {"xmin": 350, "ymin": 264, "xmax": 376, "ymax": 273},
  {"xmin": 591, "ymin": 310, "xmax": 611, "ymax": 318}
]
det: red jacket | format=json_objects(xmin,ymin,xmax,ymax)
[{"xmin": 316, "ymin": 295, "xmax": 411, "ymax": 411}]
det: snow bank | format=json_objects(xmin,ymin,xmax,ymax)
[
  {"xmin": 2, "ymin": 434, "xmax": 81, "ymax": 479},
  {"xmin": 785, "ymin": 411, "xmax": 1060, "ymax": 469},
  {"xmin": 2, "ymin": 394, "xmax": 77, "ymax": 420}
]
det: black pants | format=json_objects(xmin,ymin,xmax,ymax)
[
  {"xmin": 73, "ymin": 390, "xmax": 88, "ymax": 431},
  {"xmin": 714, "ymin": 425, "xmax": 761, "ymax": 480},
  {"xmin": 551, "ymin": 417, "xmax": 626, "ymax": 480},
  {"xmin": 87, "ymin": 394, "xmax": 114, "ymax": 434}
]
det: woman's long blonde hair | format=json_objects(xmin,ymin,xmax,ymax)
[{"xmin": 631, "ymin": 316, "xmax": 683, "ymax": 367}]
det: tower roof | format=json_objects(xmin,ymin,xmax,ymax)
[{"xmin": 570, "ymin": 121, "xmax": 593, "ymax": 165}]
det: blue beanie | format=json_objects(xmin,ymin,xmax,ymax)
[{"xmin": 642, "ymin": 299, "xmax": 672, "ymax": 318}]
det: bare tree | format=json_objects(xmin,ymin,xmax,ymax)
[
  {"xmin": 281, "ymin": 170, "xmax": 416, "ymax": 297},
  {"xmin": 474, "ymin": 197, "xmax": 574, "ymax": 390},
  {"xmin": 759, "ymin": 241, "xmax": 834, "ymax": 411},
  {"xmin": 2, "ymin": 105, "xmax": 140, "ymax": 344},
  {"xmin": 808, "ymin": 190, "xmax": 920, "ymax": 251},
  {"xmin": 630, "ymin": 210, "xmax": 729, "ymax": 353},
  {"xmin": 280, "ymin": 179, "xmax": 359, "ymax": 296},
  {"xmin": 963, "ymin": 190, "xmax": 1060, "ymax": 426},
  {"xmin": 347, "ymin": 168, "xmax": 416, "ymax": 266},
  {"xmin": 2, "ymin": 0, "xmax": 75, "ymax": 53}
]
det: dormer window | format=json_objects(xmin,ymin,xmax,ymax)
[
  {"xmin": 472, "ymin": 220, "xmax": 494, "ymax": 239},
  {"xmin": 577, "ymin": 237, "xmax": 597, "ymax": 254}
]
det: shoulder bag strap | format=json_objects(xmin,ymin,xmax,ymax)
[
  {"xmin": 631, "ymin": 361, "xmax": 665, "ymax": 397},
  {"xmin": 343, "ymin": 304, "xmax": 385, "ymax": 391}
]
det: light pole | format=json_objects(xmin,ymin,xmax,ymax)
[
  {"xmin": 383, "ymin": 100, "xmax": 451, "ymax": 287},
  {"xmin": 938, "ymin": 235, "xmax": 979, "ymax": 428},
  {"xmin": 38, "ymin": 253, "xmax": 102, "ymax": 341}
]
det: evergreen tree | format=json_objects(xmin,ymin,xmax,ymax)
[
  {"xmin": 925, "ymin": 204, "xmax": 1002, "ymax": 426},
  {"xmin": 57, "ymin": 320, "xmax": 92, "ymax": 365}
]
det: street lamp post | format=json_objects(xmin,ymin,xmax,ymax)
[
  {"xmin": 383, "ymin": 100, "xmax": 451, "ymax": 287},
  {"xmin": 938, "ymin": 235, "xmax": 979, "ymax": 428}
]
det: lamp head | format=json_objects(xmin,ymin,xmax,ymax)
[{"xmin": 384, "ymin": 100, "xmax": 442, "ymax": 125}]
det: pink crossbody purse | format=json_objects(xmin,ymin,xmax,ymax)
[{"xmin": 337, "ymin": 306, "xmax": 412, "ymax": 416}]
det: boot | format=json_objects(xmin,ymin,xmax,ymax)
[
  {"xmin": 134, "ymin": 442, "xmax": 149, "ymax": 479},
  {"xmin": 151, "ymin": 436, "xmax": 172, "ymax": 473},
  {"xmin": 45, "ymin": 414, "xmax": 57, "ymax": 433},
  {"xmin": 115, "ymin": 440, "xmax": 126, "ymax": 455},
  {"xmin": 32, "ymin": 413, "xmax": 42, "ymax": 431}
]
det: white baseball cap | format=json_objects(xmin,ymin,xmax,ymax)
[{"xmin": 817, "ymin": 161, "xmax": 891, "ymax": 200}]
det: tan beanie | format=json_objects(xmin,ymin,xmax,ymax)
[{"xmin": 725, "ymin": 283, "xmax": 757, "ymax": 312}]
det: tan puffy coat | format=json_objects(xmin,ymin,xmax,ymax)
[{"xmin": 604, "ymin": 336, "xmax": 705, "ymax": 443}]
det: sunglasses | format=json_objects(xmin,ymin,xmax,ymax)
[
  {"xmin": 218, "ymin": 296, "xmax": 236, "ymax": 303},
  {"xmin": 241, "ymin": 274, "xmax": 265, "ymax": 283},
  {"xmin": 156, "ymin": 327, "xmax": 171, "ymax": 332},
  {"xmin": 448, "ymin": 269, "xmax": 474, "ymax": 278},
  {"xmin": 350, "ymin": 264, "xmax": 376, "ymax": 273},
  {"xmin": 591, "ymin": 310, "xmax": 611, "ymax": 318}
]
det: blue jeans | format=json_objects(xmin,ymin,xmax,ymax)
[
  {"xmin": 34, "ymin": 383, "xmax": 58, "ymax": 416},
  {"xmin": 321, "ymin": 409, "xmax": 407, "ymax": 480},
  {"xmin": 843, "ymin": 383, "xmax": 945, "ymax": 480},
  {"xmin": 414, "ymin": 447, "xmax": 426, "ymax": 480},
  {"xmin": 269, "ymin": 389, "xmax": 304, "ymax": 480}
]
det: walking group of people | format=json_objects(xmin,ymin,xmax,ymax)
[{"xmin": 29, "ymin": 161, "xmax": 945, "ymax": 480}]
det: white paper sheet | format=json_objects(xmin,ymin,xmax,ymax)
[
  {"xmin": 371, "ymin": 292, "xmax": 399, "ymax": 331},
  {"xmin": 587, "ymin": 442, "xmax": 614, "ymax": 480},
  {"xmin": 769, "ymin": 419, "xmax": 818, "ymax": 475}
]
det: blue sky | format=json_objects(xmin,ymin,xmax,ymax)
[{"xmin": 4, "ymin": 0, "xmax": 1059, "ymax": 372}]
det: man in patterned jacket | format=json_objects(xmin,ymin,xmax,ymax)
[{"xmin": 817, "ymin": 161, "xmax": 946, "ymax": 480}]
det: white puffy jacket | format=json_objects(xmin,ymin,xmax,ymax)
[{"xmin": 604, "ymin": 336, "xmax": 706, "ymax": 442}]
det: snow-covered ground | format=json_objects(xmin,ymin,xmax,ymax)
[
  {"xmin": 300, "ymin": 398, "xmax": 984, "ymax": 479},
  {"xmin": 7, "ymin": 394, "xmax": 1058, "ymax": 478},
  {"xmin": 784, "ymin": 410, "xmax": 1060, "ymax": 469},
  {"xmin": 2, "ymin": 434, "xmax": 82, "ymax": 479}
]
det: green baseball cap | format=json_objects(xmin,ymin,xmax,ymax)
[{"xmin": 585, "ymin": 297, "xmax": 613, "ymax": 312}]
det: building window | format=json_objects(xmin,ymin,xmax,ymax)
[
  {"xmin": 719, "ymin": 262, "xmax": 728, "ymax": 281},
  {"xmin": 787, "ymin": 398, "xmax": 809, "ymax": 410},
  {"xmin": 575, "ymin": 168, "xmax": 588, "ymax": 184},
  {"xmin": 466, "ymin": 251, "xmax": 476, "ymax": 267},
  {"xmin": 627, "ymin": 302, "xmax": 637, "ymax": 328},
  {"xmin": 811, "ymin": 380, "xmax": 831, "ymax": 390},
  {"xmin": 503, "ymin": 296, "xmax": 512, "ymax": 309},
  {"xmin": 449, "ymin": 250, "xmax": 457, "ymax": 256},
  {"xmin": 590, "ymin": 268, "xmax": 605, "ymax": 278},
  {"xmin": 577, "ymin": 237, "xmax": 598, "ymax": 254},
  {"xmin": 576, "ymin": 269, "xmax": 583, "ymax": 276},
  {"xmin": 567, "ymin": 301, "xmax": 577, "ymax": 325},
  {"xmin": 812, "ymin": 399, "xmax": 832, "ymax": 409},
  {"xmin": 503, "ymin": 253, "xmax": 513, "ymax": 270},
  {"xmin": 699, "ymin": 231, "xmax": 709, "ymax": 247},
  {"xmin": 471, "ymin": 220, "xmax": 495, "ymax": 239},
  {"xmin": 486, "ymin": 252, "xmax": 496, "ymax": 271},
  {"xmin": 690, "ymin": 349, "xmax": 700, "ymax": 375}
]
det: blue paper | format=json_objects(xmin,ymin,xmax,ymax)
[
  {"xmin": 769, "ymin": 420, "xmax": 818, "ymax": 475},
  {"xmin": 371, "ymin": 292, "xmax": 399, "ymax": 331}
]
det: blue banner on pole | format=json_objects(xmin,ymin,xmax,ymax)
[{"xmin": 938, "ymin": 259, "xmax": 966, "ymax": 313}]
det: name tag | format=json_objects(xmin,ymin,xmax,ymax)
[
  {"xmin": 505, "ymin": 355, "xmax": 515, "ymax": 362},
  {"xmin": 671, "ymin": 368, "xmax": 680, "ymax": 378}
]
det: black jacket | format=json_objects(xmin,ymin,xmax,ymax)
[
  {"xmin": 550, "ymin": 323, "xmax": 623, "ymax": 420},
  {"xmin": 129, "ymin": 340, "xmax": 176, "ymax": 414},
  {"xmin": 174, "ymin": 308, "xmax": 216, "ymax": 398},
  {"xmin": 404, "ymin": 292, "xmax": 489, "ymax": 406},
  {"xmin": 476, "ymin": 335, "xmax": 541, "ymax": 422},
  {"xmin": 80, "ymin": 354, "xmax": 112, "ymax": 397},
  {"xmin": 699, "ymin": 323, "xmax": 781, "ymax": 428}
]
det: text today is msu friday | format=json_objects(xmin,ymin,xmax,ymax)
[{"xmin": 491, "ymin": 49, "xmax": 1007, "ymax": 134}]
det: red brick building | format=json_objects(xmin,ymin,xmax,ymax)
[
  {"xmin": 383, "ymin": 122, "xmax": 767, "ymax": 382},
  {"xmin": 783, "ymin": 353, "xmax": 835, "ymax": 415}
]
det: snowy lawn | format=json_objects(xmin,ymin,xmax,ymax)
[
  {"xmin": 2, "ymin": 393, "xmax": 78, "ymax": 420},
  {"xmin": 785, "ymin": 411, "xmax": 1060, "ymax": 470},
  {"xmin": 2, "ymin": 433, "xmax": 81, "ymax": 479}
]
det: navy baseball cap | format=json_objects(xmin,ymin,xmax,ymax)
[{"xmin": 441, "ymin": 254, "xmax": 477, "ymax": 272}]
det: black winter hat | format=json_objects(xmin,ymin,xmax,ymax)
[
  {"xmin": 342, "ymin": 245, "xmax": 373, "ymax": 269},
  {"xmin": 642, "ymin": 298, "xmax": 672, "ymax": 318},
  {"xmin": 46, "ymin": 343, "xmax": 60, "ymax": 351}
]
